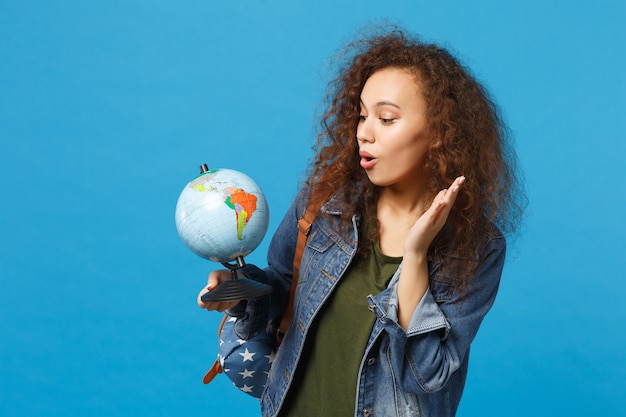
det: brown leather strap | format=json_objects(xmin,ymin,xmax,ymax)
[
  {"xmin": 203, "ymin": 314, "xmax": 228, "ymax": 384},
  {"xmin": 202, "ymin": 358, "xmax": 223, "ymax": 384},
  {"xmin": 275, "ymin": 205, "xmax": 318, "ymax": 347}
]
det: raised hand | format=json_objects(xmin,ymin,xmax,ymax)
[
  {"xmin": 396, "ymin": 176, "xmax": 465, "ymax": 330},
  {"xmin": 404, "ymin": 176, "xmax": 465, "ymax": 257}
]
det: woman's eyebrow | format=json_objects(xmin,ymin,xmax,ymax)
[{"xmin": 359, "ymin": 99, "xmax": 401, "ymax": 110}]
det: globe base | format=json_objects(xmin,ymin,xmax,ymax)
[{"xmin": 200, "ymin": 277, "xmax": 273, "ymax": 302}]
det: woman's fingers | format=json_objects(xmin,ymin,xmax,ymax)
[
  {"xmin": 405, "ymin": 176, "xmax": 466, "ymax": 255},
  {"xmin": 430, "ymin": 176, "xmax": 465, "ymax": 225},
  {"xmin": 197, "ymin": 270, "xmax": 239, "ymax": 311}
]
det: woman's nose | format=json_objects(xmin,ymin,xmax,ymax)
[{"xmin": 356, "ymin": 118, "xmax": 373, "ymax": 143}]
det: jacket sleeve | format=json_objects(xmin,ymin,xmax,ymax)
[{"xmin": 369, "ymin": 235, "xmax": 506, "ymax": 394}]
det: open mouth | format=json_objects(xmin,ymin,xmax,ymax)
[{"xmin": 359, "ymin": 151, "xmax": 377, "ymax": 169}]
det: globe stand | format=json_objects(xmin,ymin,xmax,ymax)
[{"xmin": 200, "ymin": 256, "xmax": 273, "ymax": 302}]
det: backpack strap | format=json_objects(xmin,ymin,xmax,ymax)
[
  {"xmin": 275, "ymin": 201, "xmax": 320, "ymax": 347},
  {"xmin": 203, "ymin": 314, "xmax": 228, "ymax": 384}
]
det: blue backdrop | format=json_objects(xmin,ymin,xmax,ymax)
[{"xmin": 1, "ymin": 1, "xmax": 624, "ymax": 416}]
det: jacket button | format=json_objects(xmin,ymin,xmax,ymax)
[
  {"xmin": 363, "ymin": 408, "xmax": 372, "ymax": 417},
  {"xmin": 367, "ymin": 357, "xmax": 376, "ymax": 366}
]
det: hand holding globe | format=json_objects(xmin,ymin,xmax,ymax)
[{"xmin": 175, "ymin": 164, "xmax": 272, "ymax": 302}]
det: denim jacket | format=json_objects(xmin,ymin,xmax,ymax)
[{"xmin": 229, "ymin": 190, "xmax": 506, "ymax": 417}]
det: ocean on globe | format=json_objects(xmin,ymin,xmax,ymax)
[{"xmin": 175, "ymin": 168, "xmax": 269, "ymax": 263}]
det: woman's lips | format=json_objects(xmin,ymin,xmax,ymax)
[{"xmin": 359, "ymin": 151, "xmax": 377, "ymax": 169}]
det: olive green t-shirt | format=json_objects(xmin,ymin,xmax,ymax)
[{"xmin": 280, "ymin": 241, "xmax": 402, "ymax": 416}]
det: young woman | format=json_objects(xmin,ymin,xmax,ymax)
[{"xmin": 198, "ymin": 27, "xmax": 524, "ymax": 417}]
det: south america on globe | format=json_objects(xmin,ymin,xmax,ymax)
[{"xmin": 175, "ymin": 166, "xmax": 270, "ymax": 263}]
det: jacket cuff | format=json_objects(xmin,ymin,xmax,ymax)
[
  {"xmin": 401, "ymin": 286, "xmax": 450, "ymax": 339},
  {"xmin": 369, "ymin": 281, "xmax": 450, "ymax": 340},
  {"xmin": 229, "ymin": 264, "xmax": 271, "ymax": 340}
]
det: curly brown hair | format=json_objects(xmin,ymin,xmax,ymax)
[{"xmin": 305, "ymin": 26, "xmax": 525, "ymax": 285}]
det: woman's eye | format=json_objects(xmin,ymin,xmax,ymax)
[
  {"xmin": 358, "ymin": 115, "xmax": 367, "ymax": 121},
  {"xmin": 380, "ymin": 118, "xmax": 394, "ymax": 124}
]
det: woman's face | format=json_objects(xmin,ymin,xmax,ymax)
[{"xmin": 356, "ymin": 67, "xmax": 431, "ymax": 190}]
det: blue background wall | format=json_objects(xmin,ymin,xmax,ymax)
[{"xmin": 1, "ymin": 1, "xmax": 624, "ymax": 415}]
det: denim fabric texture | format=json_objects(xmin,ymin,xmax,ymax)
[{"xmin": 221, "ymin": 189, "xmax": 506, "ymax": 417}]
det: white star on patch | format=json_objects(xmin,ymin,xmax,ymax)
[
  {"xmin": 239, "ymin": 348, "xmax": 256, "ymax": 362},
  {"xmin": 238, "ymin": 368, "xmax": 255, "ymax": 379},
  {"xmin": 240, "ymin": 384, "xmax": 254, "ymax": 393},
  {"xmin": 264, "ymin": 351, "xmax": 276, "ymax": 364},
  {"xmin": 236, "ymin": 339, "xmax": 246, "ymax": 345}
]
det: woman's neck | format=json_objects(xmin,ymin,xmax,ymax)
[
  {"xmin": 377, "ymin": 181, "xmax": 432, "ymax": 218},
  {"xmin": 375, "ymin": 182, "xmax": 433, "ymax": 257}
]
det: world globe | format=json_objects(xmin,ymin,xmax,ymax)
[
  {"xmin": 175, "ymin": 165, "xmax": 272, "ymax": 301},
  {"xmin": 175, "ymin": 166, "xmax": 269, "ymax": 263}
]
